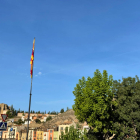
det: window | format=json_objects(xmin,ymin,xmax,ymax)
[
  {"xmin": 61, "ymin": 127, "xmax": 63, "ymax": 131},
  {"xmin": 50, "ymin": 130, "xmax": 52, "ymax": 133},
  {"xmin": 50, "ymin": 138, "xmax": 52, "ymax": 140}
]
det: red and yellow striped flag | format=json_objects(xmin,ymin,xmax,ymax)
[{"xmin": 30, "ymin": 38, "xmax": 35, "ymax": 78}]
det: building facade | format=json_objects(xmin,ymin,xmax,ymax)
[
  {"xmin": 0, "ymin": 103, "xmax": 10, "ymax": 116},
  {"xmin": 48, "ymin": 129, "xmax": 54, "ymax": 140},
  {"xmin": 53, "ymin": 131, "xmax": 59, "ymax": 140},
  {"xmin": 36, "ymin": 130, "xmax": 43, "ymax": 140},
  {"xmin": 43, "ymin": 131, "xmax": 48, "ymax": 140},
  {"xmin": 58, "ymin": 125, "xmax": 70, "ymax": 136}
]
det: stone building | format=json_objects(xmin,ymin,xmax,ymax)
[{"xmin": 0, "ymin": 103, "xmax": 10, "ymax": 117}]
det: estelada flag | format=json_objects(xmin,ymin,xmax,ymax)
[{"xmin": 30, "ymin": 38, "xmax": 35, "ymax": 78}]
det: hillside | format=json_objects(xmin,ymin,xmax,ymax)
[{"xmin": 40, "ymin": 109, "xmax": 84, "ymax": 130}]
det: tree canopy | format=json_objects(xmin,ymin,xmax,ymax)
[
  {"xmin": 112, "ymin": 76, "xmax": 140, "ymax": 139},
  {"xmin": 46, "ymin": 116, "xmax": 52, "ymax": 122},
  {"xmin": 72, "ymin": 69, "xmax": 117, "ymax": 139},
  {"xmin": 35, "ymin": 119, "xmax": 41, "ymax": 124},
  {"xmin": 60, "ymin": 108, "xmax": 64, "ymax": 113}
]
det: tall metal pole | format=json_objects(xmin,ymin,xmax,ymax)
[
  {"xmin": 1, "ymin": 131, "xmax": 2, "ymax": 140},
  {"xmin": 26, "ymin": 78, "xmax": 32, "ymax": 140},
  {"xmin": 26, "ymin": 38, "xmax": 35, "ymax": 140}
]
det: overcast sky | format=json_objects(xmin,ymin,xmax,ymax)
[{"xmin": 0, "ymin": 0, "xmax": 140, "ymax": 113}]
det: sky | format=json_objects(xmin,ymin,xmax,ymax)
[{"xmin": 0, "ymin": 0, "xmax": 140, "ymax": 113}]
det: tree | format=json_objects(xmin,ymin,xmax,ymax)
[
  {"xmin": 45, "ymin": 111, "xmax": 46, "ymax": 114},
  {"xmin": 31, "ymin": 110, "xmax": 32, "ymax": 113},
  {"xmin": 72, "ymin": 69, "xmax": 117, "ymax": 140},
  {"xmin": 66, "ymin": 107, "xmax": 69, "ymax": 111},
  {"xmin": 22, "ymin": 112, "xmax": 25, "ymax": 116},
  {"xmin": 48, "ymin": 111, "xmax": 50, "ymax": 114},
  {"xmin": 24, "ymin": 119, "xmax": 31, "ymax": 122},
  {"xmin": 46, "ymin": 116, "xmax": 52, "ymax": 122},
  {"xmin": 18, "ymin": 108, "xmax": 20, "ymax": 113},
  {"xmin": 17, "ymin": 119, "xmax": 24, "ymax": 125},
  {"xmin": 6, "ymin": 110, "xmax": 12, "ymax": 118},
  {"xmin": 10, "ymin": 105, "xmax": 13, "ymax": 111},
  {"xmin": 35, "ymin": 119, "xmax": 41, "ymax": 124},
  {"xmin": 59, "ymin": 125, "xmax": 88, "ymax": 140},
  {"xmin": 60, "ymin": 108, "xmax": 64, "ymax": 113},
  {"xmin": 112, "ymin": 76, "xmax": 140, "ymax": 139},
  {"xmin": 33, "ymin": 111, "xmax": 35, "ymax": 113},
  {"xmin": 50, "ymin": 111, "xmax": 56, "ymax": 115}
]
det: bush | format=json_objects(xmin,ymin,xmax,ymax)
[
  {"xmin": 35, "ymin": 119, "xmax": 41, "ymax": 124},
  {"xmin": 46, "ymin": 116, "xmax": 52, "ymax": 122}
]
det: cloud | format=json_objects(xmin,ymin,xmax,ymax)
[
  {"xmin": 34, "ymin": 72, "xmax": 42, "ymax": 77},
  {"xmin": 38, "ymin": 72, "xmax": 42, "ymax": 75}
]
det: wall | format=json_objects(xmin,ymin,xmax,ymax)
[
  {"xmin": 36, "ymin": 130, "xmax": 43, "ymax": 140},
  {"xmin": 43, "ymin": 132, "xmax": 48, "ymax": 140},
  {"xmin": 58, "ymin": 125, "xmax": 70, "ymax": 136},
  {"xmin": 16, "ymin": 132, "xmax": 19, "ymax": 140},
  {"xmin": 0, "ymin": 103, "xmax": 10, "ymax": 116},
  {"xmin": 33, "ymin": 129, "xmax": 37, "ymax": 140},
  {"xmin": 29, "ymin": 130, "xmax": 34, "ymax": 140},
  {"xmin": 21, "ymin": 132, "xmax": 27, "ymax": 140},
  {"xmin": 53, "ymin": 131, "xmax": 59, "ymax": 140},
  {"xmin": 2, "ymin": 131, "xmax": 9, "ymax": 139},
  {"xmin": 48, "ymin": 129, "xmax": 54, "ymax": 140}
]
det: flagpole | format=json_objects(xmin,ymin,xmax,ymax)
[
  {"xmin": 26, "ymin": 78, "xmax": 32, "ymax": 140},
  {"xmin": 26, "ymin": 38, "xmax": 35, "ymax": 140}
]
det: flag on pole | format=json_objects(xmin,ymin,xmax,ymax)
[{"xmin": 30, "ymin": 38, "xmax": 35, "ymax": 78}]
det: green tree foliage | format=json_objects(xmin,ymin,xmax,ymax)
[
  {"xmin": 21, "ymin": 111, "xmax": 24, "ymax": 113},
  {"xmin": 60, "ymin": 108, "xmax": 64, "ymax": 113},
  {"xmin": 24, "ymin": 119, "xmax": 31, "ymax": 122},
  {"xmin": 86, "ymin": 128, "xmax": 100, "ymax": 140},
  {"xmin": 112, "ymin": 76, "xmax": 140, "ymax": 139},
  {"xmin": 22, "ymin": 112, "xmax": 25, "ymax": 116},
  {"xmin": 48, "ymin": 111, "xmax": 50, "ymax": 114},
  {"xmin": 17, "ymin": 119, "xmax": 24, "ymax": 125},
  {"xmin": 72, "ymin": 69, "xmax": 117, "ymax": 139},
  {"xmin": 45, "ymin": 111, "xmax": 46, "ymax": 114},
  {"xmin": 66, "ymin": 107, "xmax": 69, "ymax": 111},
  {"xmin": 6, "ymin": 110, "xmax": 13, "ymax": 118},
  {"xmin": 35, "ymin": 119, "xmax": 41, "ymax": 124},
  {"xmin": 59, "ymin": 125, "xmax": 88, "ymax": 140},
  {"xmin": 18, "ymin": 108, "xmax": 20, "ymax": 113},
  {"xmin": 6, "ymin": 109, "xmax": 17, "ymax": 118},
  {"xmin": 46, "ymin": 116, "xmax": 52, "ymax": 122},
  {"xmin": 10, "ymin": 105, "xmax": 13, "ymax": 111},
  {"xmin": 50, "ymin": 111, "xmax": 57, "ymax": 114}
]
